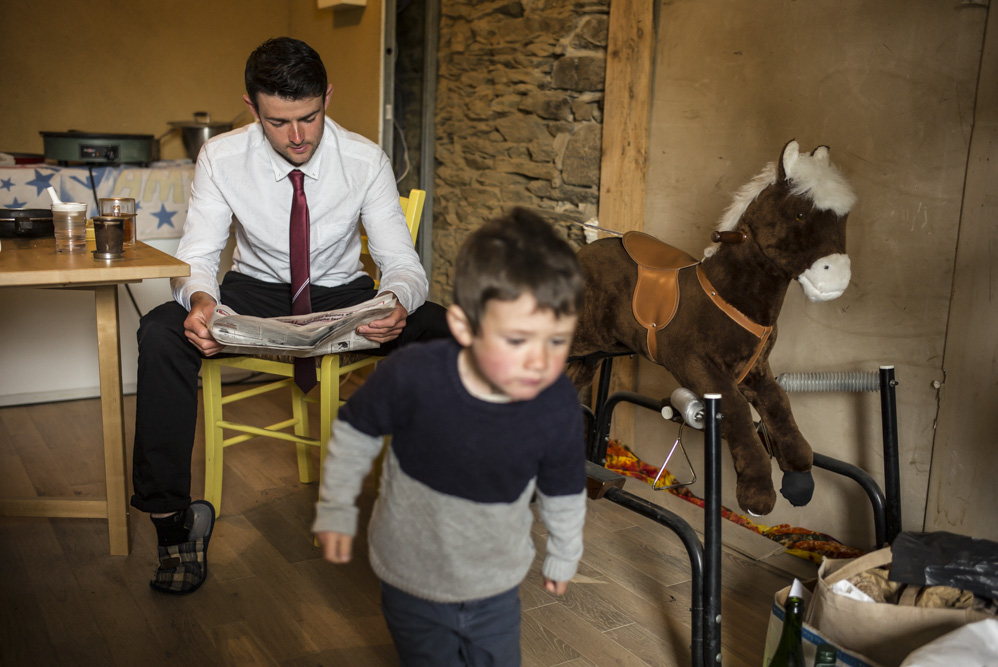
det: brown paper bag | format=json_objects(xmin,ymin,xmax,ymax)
[
  {"xmin": 764, "ymin": 583, "xmax": 883, "ymax": 666},
  {"xmin": 806, "ymin": 546, "xmax": 991, "ymax": 667}
]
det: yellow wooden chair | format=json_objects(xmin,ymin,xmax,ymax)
[{"xmin": 201, "ymin": 190, "xmax": 425, "ymax": 516}]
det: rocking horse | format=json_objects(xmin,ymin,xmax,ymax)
[{"xmin": 569, "ymin": 140, "xmax": 857, "ymax": 516}]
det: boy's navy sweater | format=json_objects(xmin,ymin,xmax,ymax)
[{"xmin": 313, "ymin": 339, "xmax": 587, "ymax": 603}]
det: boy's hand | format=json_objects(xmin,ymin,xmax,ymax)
[
  {"xmin": 316, "ymin": 531, "xmax": 354, "ymax": 564},
  {"xmin": 543, "ymin": 578, "xmax": 569, "ymax": 596}
]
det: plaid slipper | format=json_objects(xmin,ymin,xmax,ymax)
[{"xmin": 149, "ymin": 500, "xmax": 215, "ymax": 595}]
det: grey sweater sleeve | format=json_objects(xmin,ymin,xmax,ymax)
[
  {"xmin": 535, "ymin": 489, "xmax": 587, "ymax": 583},
  {"xmin": 312, "ymin": 419, "xmax": 384, "ymax": 536}
]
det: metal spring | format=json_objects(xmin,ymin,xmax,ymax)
[{"xmin": 776, "ymin": 371, "xmax": 880, "ymax": 393}]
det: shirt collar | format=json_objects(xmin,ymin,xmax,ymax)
[{"xmin": 262, "ymin": 128, "xmax": 324, "ymax": 183}]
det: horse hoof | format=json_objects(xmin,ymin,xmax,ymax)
[
  {"xmin": 737, "ymin": 484, "xmax": 776, "ymax": 516},
  {"xmin": 780, "ymin": 470, "xmax": 814, "ymax": 506}
]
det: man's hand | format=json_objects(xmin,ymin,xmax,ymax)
[
  {"xmin": 544, "ymin": 578, "xmax": 569, "ymax": 596},
  {"xmin": 316, "ymin": 531, "xmax": 354, "ymax": 564},
  {"xmin": 356, "ymin": 295, "xmax": 408, "ymax": 344},
  {"xmin": 184, "ymin": 292, "xmax": 225, "ymax": 357}
]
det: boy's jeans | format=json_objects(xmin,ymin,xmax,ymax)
[{"xmin": 380, "ymin": 581, "xmax": 521, "ymax": 667}]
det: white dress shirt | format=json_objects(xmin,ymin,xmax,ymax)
[{"xmin": 170, "ymin": 117, "xmax": 428, "ymax": 314}]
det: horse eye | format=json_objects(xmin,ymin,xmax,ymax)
[{"xmin": 795, "ymin": 212, "xmax": 805, "ymax": 221}]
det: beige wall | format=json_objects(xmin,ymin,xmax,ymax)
[
  {"xmin": 292, "ymin": 0, "xmax": 383, "ymax": 142},
  {"xmin": 636, "ymin": 0, "xmax": 992, "ymax": 549},
  {"xmin": 924, "ymin": 5, "xmax": 998, "ymax": 541},
  {"xmin": 0, "ymin": 0, "xmax": 383, "ymax": 160}
]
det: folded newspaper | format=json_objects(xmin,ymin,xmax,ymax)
[{"xmin": 209, "ymin": 294, "xmax": 397, "ymax": 357}]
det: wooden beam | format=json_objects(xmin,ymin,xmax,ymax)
[
  {"xmin": 597, "ymin": 0, "xmax": 656, "ymax": 448},
  {"xmin": 600, "ymin": 0, "xmax": 656, "ymax": 231}
]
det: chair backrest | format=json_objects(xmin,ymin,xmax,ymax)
[{"xmin": 398, "ymin": 189, "xmax": 426, "ymax": 244}]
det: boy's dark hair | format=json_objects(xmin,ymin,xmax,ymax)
[
  {"xmin": 245, "ymin": 37, "xmax": 327, "ymax": 107},
  {"xmin": 454, "ymin": 208, "xmax": 584, "ymax": 333}
]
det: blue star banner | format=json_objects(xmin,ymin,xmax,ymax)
[{"xmin": 0, "ymin": 161, "xmax": 193, "ymax": 240}]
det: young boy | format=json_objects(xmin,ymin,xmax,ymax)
[{"xmin": 313, "ymin": 208, "xmax": 588, "ymax": 666}]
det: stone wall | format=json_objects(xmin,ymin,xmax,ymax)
[{"xmin": 431, "ymin": 0, "xmax": 610, "ymax": 303}]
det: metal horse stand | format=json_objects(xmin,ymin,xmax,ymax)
[
  {"xmin": 579, "ymin": 356, "xmax": 904, "ymax": 665},
  {"xmin": 581, "ymin": 354, "xmax": 724, "ymax": 666},
  {"xmin": 777, "ymin": 365, "xmax": 903, "ymax": 547}
]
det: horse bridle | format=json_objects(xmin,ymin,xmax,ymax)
[{"xmin": 694, "ymin": 264, "xmax": 774, "ymax": 384}]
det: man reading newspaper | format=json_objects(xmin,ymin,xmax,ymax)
[{"xmin": 129, "ymin": 37, "xmax": 450, "ymax": 596}]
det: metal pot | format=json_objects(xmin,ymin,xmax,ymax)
[{"xmin": 168, "ymin": 112, "xmax": 234, "ymax": 161}]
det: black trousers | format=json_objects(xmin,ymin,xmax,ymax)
[{"xmin": 130, "ymin": 271, "xmax": 450, "ymax": 513}]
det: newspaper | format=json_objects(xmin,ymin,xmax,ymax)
[{"xmin": 209, "ymin": 294, "xmax": 397, "ymax": 357}]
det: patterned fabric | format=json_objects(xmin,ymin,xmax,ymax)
[
  {"xmin": 0, "ymin": 162, "xmax": 194, "ymax": 240},
  {"xmin": 604, "ymin": 440, "xmax": 864, "ymax": 563},
  {"xmin": 150, "ymin": 538, "xmax": 209, "ymax": 595},
  {"xmin": 149, "ymin": 499, "xmax": 215, "ymax": 595}
]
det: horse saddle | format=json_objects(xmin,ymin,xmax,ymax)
[
  {"xmin": 622, "ymin": 231, "xmax": 698, "ymax": 359},
  {"xmin": 623, "ymin": 230, "xmax": 774, "ymax": 381}
]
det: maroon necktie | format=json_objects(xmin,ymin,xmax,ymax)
[{"xmin": 288, "ymin": 169, "xmax": 316, "ymax": 393}]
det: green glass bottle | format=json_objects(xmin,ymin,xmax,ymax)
[
  {"xmin": 768, "ymin": 579, "xmax": 806, "ymax": 667},
  {"xmin": 813, "ymin": 643, "xmax": 837, "ymax": 666}
]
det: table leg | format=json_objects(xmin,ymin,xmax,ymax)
[{"xmin": 94, "ymin": 285, "xmax": 130, "ymax": 556}]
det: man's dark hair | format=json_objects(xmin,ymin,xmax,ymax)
[
  {"xmin": 453, "ymin": 208, "xmax": 584, "ymax": 334},
  {"xmin": 245, "ymin": 37, "xmax": 327, "ymax": 106}
]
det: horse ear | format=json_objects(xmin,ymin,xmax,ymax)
[
  {"xmin": 779, "ymin": 139, "xmax": 800, "ymax": 181},
  {"xmin": 812, "ymin": 145, "xmax": 830, "ymax": 164}
]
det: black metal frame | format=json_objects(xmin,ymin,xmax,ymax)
[
  {"xmin": 578, "ymin": 356, "xmax": 902, "ymax": 665},
  {"xmin": 578, "ymin": 352, "xmax": 723, "ymax": 666},
  {"xmin": 789, "ymin": 366, "xmax": 902, "ymax": 546}
]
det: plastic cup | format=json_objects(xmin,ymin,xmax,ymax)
[
  {"xmin": 92, "ymin": 216, "xmax": 125, "ymax": 259},
  {"xmin": 98, "ymin": 197, "xmax": 136, "ymax": 246},
  {"xmin": 52, "ymin": 202, "xmax": 89, "ymax": 253}
]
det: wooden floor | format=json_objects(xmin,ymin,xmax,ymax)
[{"xmin": 0, "ymin": 381, "xmax": 817, "ymax": 666}]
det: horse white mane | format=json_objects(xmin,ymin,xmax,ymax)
[{"xmin": 704, "ymin": 143, "xmax": 857, "ymax": 257}]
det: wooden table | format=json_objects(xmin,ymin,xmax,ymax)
[{"xmin": 0, "ymin": 237, "xmax": 189, "ymax": 555}]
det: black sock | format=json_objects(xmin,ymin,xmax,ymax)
[{"xmin": 152, "ymin": 509, "xmax": 190, "ymax": 547}]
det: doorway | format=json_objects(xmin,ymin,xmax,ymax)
[{"xmin": 382, "ymin": 0, "xmax": 438, "ymax": 278}]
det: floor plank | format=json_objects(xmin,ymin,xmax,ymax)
[
  {"xmin": 10, "ymin": 518, "xmax": 117, "ymax": 665},
  {"xmin": 525, "ymin": 603, "xmax": 650, "ymax": 666},
  {"xmin": 0, "ymin": 520, "xmax": 65, "ymax": 666},
  {"xmin": 521, "ymin": 610, "xmax": 589, "ymax": 666}
]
